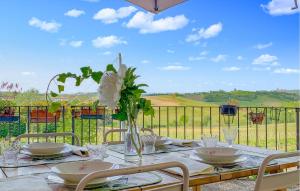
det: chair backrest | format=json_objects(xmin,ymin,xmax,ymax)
[
  {"xmin": 254, "ymin": 151, "xmax": 300, "ymax": 191},
  {"xmin": 15, "ymin": 132, "xmax": 80, "ymax": 146},
  {"xmin": 103, "ymin": 128, "xmax": 155, "ymax": 145},
  {"xmin": 75, "ymin": 161, "xmax": 189, "ymax": 191}
]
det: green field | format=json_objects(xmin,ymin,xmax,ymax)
[{"xmin": 0, "ymin": 90, "xmax": 299, "ymax": 152}]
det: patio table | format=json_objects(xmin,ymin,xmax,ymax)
[
  {"xmin": 106, "ymin": 142, "xmax": 299, "ymax": 191},
  {"xmin": 0, "ymin": 153, "xmax": 181, "ymax": 191},
  {"xmin": 0, "ymin": 142, "xmax": 298, "ymax": 191}
]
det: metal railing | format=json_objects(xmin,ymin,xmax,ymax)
[{"xmin": 0, "ymin": 106, "xmax": 299, "ymax": 151}]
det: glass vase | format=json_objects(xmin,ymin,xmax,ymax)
[{"xmin": 124, "ymin": 125, "xmax": 142, "ymax": 162}]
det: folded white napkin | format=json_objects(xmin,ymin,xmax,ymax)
[
  {"xmin": 0, "ymin": 176, "xmax": 51, "ymax": 191},
  {"xmin": 69, "ymin": 145, "xmax": 89, "ymax": 157},
  {"xmin": 170, "ymin": 139, "xmax": 194, "ymax": 147},
  {"xmin": 157, "ymin": 154, "xmax": 214, "ymax": 176}
]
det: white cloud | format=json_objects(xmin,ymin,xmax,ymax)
[
  {"xmin": 21, "ymin": 72, "xmax": 35, "ymax": 76},
  {"xmin": 252, "ymin": 67, "xmax": 271, "ymax": 71},
  {"xmin": 93, "ymin": 6, "xmax": 137, "ymax": 24},
  {"xmin": 186, "ymin": 22, "xmax": 222, "ymax": 42},
  {"xmin": 261, "ymin": 0, "xmax": 299, "ymax": 16},
  {"xmin": 92, "ymin": 35, "xmax": 127, "ymax": 48},
  {"xmin": 254, "ymin": 42, "xmax": 273, "ymax": 49},
  {"xmin": 102, "ymin": 51, "xmax": 112, "ymax": 55},
  {"xmin": 167, "ymin": 49, "xmax": 175, "ymax": 54},
  {"xmin": 188, "ymin": 56, "xmax": 205, "ymax": 61},
  {"xmin": 211, "ymin": 54, "xmax": 227, "ymax": 62},
  {"xmin": 223, "ymin": 66, "xmax": 240, "ymax": 72},
  {"xmin": 160, "ymin": 65, "xmax": 190, "ymax": 71},
  {"xmin": 141, "ymin": 60, "xmax": 150, "ymax": 64},
  {"xmin": 237, "ymin": 56, "xmax": 244, "ymax": 60},
  {"xmin": 200, "ymin": 51, "xmax": 208, "ymax": 56},
  {"xmin": 126, "ymin": 12, "xmax": 189, "ymax": 34},
  {"xmin": 28, "ymin": 17, "xmax": 61, "ymax": 33},
  {"xmin": 252, "ymin": 54, "xmax": 278, "ymax": 65},
  {"xmin": 69, "ymin": 40, "xmax": 83, "ymax": 48},
  {"xmin": 65, "ymin": 9, "xmax": 85, "ymax": 17},
  {"xmin": 273, "ymin": 68, "xmax": 300, "ymax": 74}
]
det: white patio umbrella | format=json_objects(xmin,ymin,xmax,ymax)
[{"xmin": 127, "ymin": 0, "xmax": 187, "ymax": 14}]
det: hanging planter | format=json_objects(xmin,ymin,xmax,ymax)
[
  {"xmin": 249, "ymin": 112, "xmax": 265, "ymax": 125},
  {"xmin": 0, "ymin": 107, "xmax": 19, "ymax": 122},
  {"xmin": 30, "ymin": 109, "xmax": 61, "ymax": 123},
  {"xmin": 220, "ymin": 105, "xmax": 237, "ymax": 116},
  {"xmin": 80, "ymin": 107, "xmax": 105, "ymax": 119}
]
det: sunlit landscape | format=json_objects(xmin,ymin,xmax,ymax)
[{"xmin": 0, "ymin": 0, "xmax": 299, "ymax": 191}]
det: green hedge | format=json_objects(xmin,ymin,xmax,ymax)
[{"xmin": 0, "ymin": 122, "xmax": 26, "ymax": 138}]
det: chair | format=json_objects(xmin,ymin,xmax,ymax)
[
  {"xmin": 254, "ymin": 151, "xmax": 300, "ymax": 191},
  {"xmin": 75, "ymin": 161, "xmax": 189, "ymax": 191},
  {"xmin": 103, "ymin": 128, "xmax": 154, "ymax": 145},
  {"xmin": 15, "ymin": 132, "xmax": 80, "ymax": 146}
]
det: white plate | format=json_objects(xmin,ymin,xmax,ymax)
[
  {"xmin": 195, "ymin": 147, "xmax": 242, "ymax": 163},
  {"xmin": 51, "ymin": 160, "xmax": 119, "ymax": 183},
  {"xmin": 22, "ymin": 146, "xmax": 72, "ymax": 157},
  {"xmin": 191, "ymin": 154, "xmax": 247, "ymax": 166},
  {"xmin": 48, "ymin": 174, "xmax": 121, "ymax": 188},
  {"xmin": 23, "ymin": 142, "xmax": 66, "ymax": 155}
]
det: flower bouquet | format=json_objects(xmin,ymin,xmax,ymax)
[{"xmin": 98, "ymin": 63, "xmax": 154, "ymax": 161}]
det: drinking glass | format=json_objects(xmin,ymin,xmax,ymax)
[
  {"xmin": 223, "ymin": 127, "xmax": 238, "ymax": 147},
  {"xmin": 3, "ymin": 148, "xmax": 18, "ymax": 165},
  {"xmin": 86, "ymin": 144, "xmax": 108, "ymax": 160},
  {"xmin": 141, "ymin": 135, "xmax": 156, "ymax": 154},
  {"xmin": 201, "ymin": 135, "xmax": 218, "ymax": 147}
]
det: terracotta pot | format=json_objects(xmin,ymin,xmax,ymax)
[
  {"xmin": 249, "ymin": 112, "xmax": 265, "ymax": 124},
  {"xmin": 30, "ymin": 109, "xmax": 61, "ymax": 123},
  {"xmin": 80, "ymin": 108, "xmax": 105, "ymax": 116}
]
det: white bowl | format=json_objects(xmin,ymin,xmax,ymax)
[
  {"xmin": 24, "ymin": 142, "xmax": 65, "ymax": 155},
  {"xmin": 51, "ymin": 160, "xmax": 116, "ymax": 183},
  {"xmin": 195, "ymin": 147, "xmax": 242, "ymax": 163}
]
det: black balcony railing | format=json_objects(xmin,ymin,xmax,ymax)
[{"xmin": 0, "ymin": 106, "xmax": 299, "ymax": 151}]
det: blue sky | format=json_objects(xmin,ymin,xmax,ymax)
[{"xmin": 0, "ymin": 0, "xmax": 299, "ymax": 93}]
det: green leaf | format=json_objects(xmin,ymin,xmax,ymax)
[
  {"xmin": 92, "ymin": 100, "xmax": 100, "ymax": 111},
  {"xmin": 75, "ymin": 77, "xmax": 82, "ymax": 86},
  {"xmin": 58, "ymin": 85, "xmax": 64, "ymax": 93},
  {"xmin": 50, "ymin": 91, "xmax": 58, "ymax": 97},
  {"xmin": 137, "ymin": 83, "xmax": 148, "ymax": 88},
  {"xmin": 80, "ymin": 66, "xmax": 92, "ymax": 78},
  {"xmin": 49, "ymin": 102, "xmax": 61, "ymax": 113},
  {"xmin": 57, "ymin": 74, "xmax": 67, "ymax": 83},
  {"xmin": 91, "ymin": 71, "xmax": 103, "ymax": 84},
  {"xmin": 106, "ymin": 64, "xmax": 117, "ymax": 73},
  {"xmin": 113, "ymin": 111, "xmax": 127, "ymax": 121}
]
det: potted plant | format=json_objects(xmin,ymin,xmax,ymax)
[
  {"xmin": 249, "ymin": 112, "xmax": 265, "ymax": 125},
  {"xmin": 30, "ymin": 109, "xmax": 61, "ymax": 123},
  {"xmin": 0, "ymin": 100, "xmax": 19, "ymax": 122},
  {"xmin": 80, "ymin": 107, "xmax": 106, "ymax": 119},
  {"xmin": 220, "ymin": 99, "xmax": 239, "ymax": 116}
]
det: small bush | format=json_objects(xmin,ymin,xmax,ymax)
[{"xmin": 0, "ymin": 122, "xmax": 26, "ymax": 138}]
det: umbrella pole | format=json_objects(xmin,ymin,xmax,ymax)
[{"xmin": 154, "ymin": 0, "xmax": 158, "ymax": 12}]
